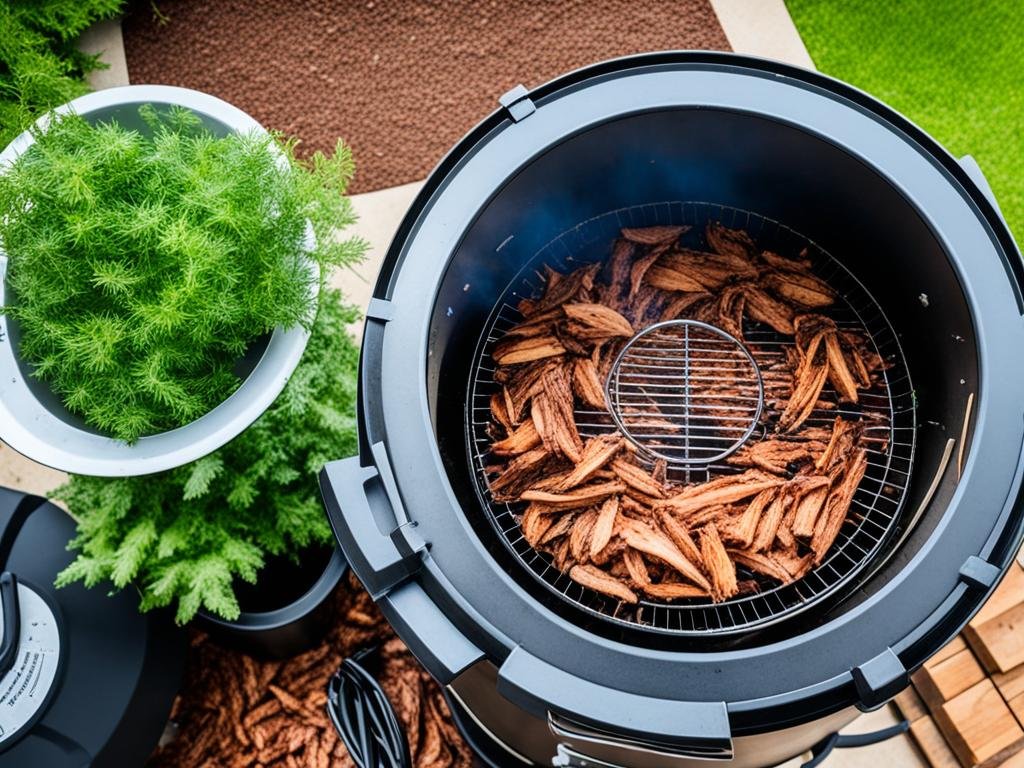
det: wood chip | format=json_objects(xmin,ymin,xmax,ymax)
[
  {"xmin": 659, "ymin": 470, "xmax": 784, "ymax": 516},
  {"xmin": 621, "ymin": 225, "xmax": 689, "ymax": 245},
  {"xmin": 569, "ymin": 508, "xmax": 599, "ymax": 563},
  {"xmin": 763, "ymin": 270, "xmax": 835, "ymax": 308},
  {"xmin": 658, "ymin": 510, "xmax": 705, "ymax": 569},
  {"xmin": 751, "ymin": 490, "xmax": 788, "ymax": 552},
  {"xmin": 492, "ymin": 334, "xmax": 566, "ymax": 365},
  {"xmin": 791, "ymin": 484, "xmax": 830, "ymax": 540},
  {"xmin": 555, "ymin": 435, "xmax": 624, "ymax": 491},
  {"xmin": 564, "ymin": 303, "xmax": 634, "ymax": 339},
  {"xmin": 520, "ymin": 481, "xmax": 626, "ymax": 511},
  {"xmin": 491, "ymin": 420, "xmax": 541, "ymax": 456},
  {"xmin": 700, "ymin": 523, "xmax": 738, "ymax": 600},
  {"xmin": 623, "ymin": 548, "xmax": 651, "ymax": 586},
  {"xmin": 521, "ymin": 503, "xmax": 555, "ymax": 548},
  {"xmin": 705, "ymin": 221, "xmax": 755, "ymax": 259},
  {"xmin": 811, "ymin": 448, "xmax": 867, "ymax": 562},
  {"xmin": 589, "ymin": 496, "xmax": 619, "ymax": 558},
  {"xmin": 620, "ymin": 517, "xmax": 710, "ymax": 591},
  {"xmin": 729, "ymin": 487, "xmax": 776, "ymax": 548},
  {"xmin": 570, "ymin": 564, "xmax": 638, "ymax": 604},
  {"xmin": 642, "ymin": 581, "xmax": 709, "ymax": 600},
  {"xmin": 610, "ymin": 457, "xmax": 667, "ymax": 499},
  {"xmin": 572, "ymin": 357, "xmax": 606, "ymax": 409}
]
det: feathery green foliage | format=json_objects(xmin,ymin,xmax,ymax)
[
  {"xmin": 0, "ymin": 105, "xmax": 365, "ymax": 441},
  {"xmin": 0, "ymin": 0, "xmax": 123, "ymax": 147},
  {"xmin": 54, "ymin": 290, "xmax": 361, "ymax": 624}
]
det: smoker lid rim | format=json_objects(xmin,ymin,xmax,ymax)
[
  {"xmin": 373, "ymin": 51, "xmax": 1021, "ymax": 304},
  {"xmin": 354, "ymin": 51, "xmax": 1024, "ymax": 727}
]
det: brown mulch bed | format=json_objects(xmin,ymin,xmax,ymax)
[
  {"xmin": 122, "ymin": 0, "xmax": 730, "ymax": 193},
  {"xmin": 148, "ymin": 572, "xmax": 474, "ymax": 768}
]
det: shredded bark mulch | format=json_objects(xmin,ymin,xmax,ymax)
[
  {"xmin": 121, "ymin": 0, "xmax": 730, "ymax": 193},
  {"xmin": 148, "ymin": 572, "xmax": 474, "ymax": 768}
]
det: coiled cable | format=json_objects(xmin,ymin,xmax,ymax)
[{"xmin": 326, "ymin": 646, "xmax": 412, "ymax": 768}]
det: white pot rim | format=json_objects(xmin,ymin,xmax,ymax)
[{"xmin": 0, "ymin": 85, "xmax": 314, "ymax": 477}]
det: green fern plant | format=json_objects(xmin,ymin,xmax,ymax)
[
  {"xmin": 0, "ymin": 0, "xmax": 124, "ymax": 147},
  {"xmin": 0, "ymin": 104, "xmax": 365, "ymax": 441},
  {"xmin": 55, "ymin": 289, "xmax": 360, "ymax": 624}
]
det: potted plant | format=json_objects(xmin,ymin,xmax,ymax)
[
  {"xmin": 55, "ymin": 289, "xmax": 361, "ymax": 658},
  {"xmin": 0, "ymin": 85, "xmax": 363, "ymax": 476},
  {"xmin": 0, "ymin": 0, "xmax": 122, "ymax": 147}
]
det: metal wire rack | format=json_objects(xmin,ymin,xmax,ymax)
[
  {"xmin": 605, "ymin": 319, "xmax": 765, "ymax": 466},
  {"xmin": 465, "ymin": 201, "xmax": 916, "ymax": 635}
]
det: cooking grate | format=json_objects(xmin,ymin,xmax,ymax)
[
  {"xmin": 605, "ymin": 319, "xmax": 764, "ymax": 466},
  {"xmin": 466, "ymin": 202, "xmax": 916, "ymax": 635}
]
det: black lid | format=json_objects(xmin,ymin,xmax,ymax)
[
  {"xmin": 322, "ymin": 52, "xmax": 1024, "ymax": 741},
  {"xmin": 0, "ymin": 488, "xmax": 184, "ymax": 766}
]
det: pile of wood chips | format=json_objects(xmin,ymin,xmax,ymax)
[
  {"xmin": 486, "ymin": 222, "xmax": 888, "ymax": 606},
  {"xmin": 148, "ymin": 572, "xmax": 473, "ymax": 768}
]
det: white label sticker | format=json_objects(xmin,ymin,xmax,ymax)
[{"xmin": 0, "ymin": 584, "xmax": 61, "ymax": 744}]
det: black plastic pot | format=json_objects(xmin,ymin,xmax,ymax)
[
  {"xmin": 196, "ymin": 544, "xmax": 348, "ymax": 659},
  {"xmin": 320, "ymin": 51, "xmax": 1024, "ymax": 768}
]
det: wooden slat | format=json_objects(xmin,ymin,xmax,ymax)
[
  {"xmin": 930, "ymin": 636, "xmax": 970, "ymax": 667},
  {"xmin": 914, "ymin": 648, "xmax": 987, "ymax": 710},
  {"xmin": 909, "ymin": 716, "xmax": 964, "ymax": 768},
  {"xmin": 995, "ymin": 665, "xmax": 1024, "ymax": 704},
  {"xmin": 1008, "ymin": 693, "xmax": 1024, "ymax": 730},
  {"xmin": 896, "ymin": 685, "xmax": 930, "ymax": 723},
  {"xmin": 997, "ymin": 747, "xmax": 1024, "ymax": 766},
  {"xmin": 966, "ymin": 602, "xmax": 1024, "ymax": 674},
  {"xmin": 971, "ymin": 565, "xmax": 1024, "ymax": 630},
  {"xmin": 933, "ymin": 679, "xmax": 1024, "ymax": 767}
]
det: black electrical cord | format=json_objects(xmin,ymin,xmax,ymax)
[
  {"xmin": 326, "ymin": 646, "xmax": 412, "ymax": 768},
  {"xmin": 800, "ymin": 719, "xmax": 910, "ymax": 767}
]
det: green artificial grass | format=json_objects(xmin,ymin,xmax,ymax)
[{"xmin": 786, "ymin": 0, "xmax": 1024, "ymax": 245}]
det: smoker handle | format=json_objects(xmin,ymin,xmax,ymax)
[
  {"xmin": 0, "ymin": 572, "xmax": 19, "ymax": 678},
  {"xmin": 498, "ymin": 646, "xmax": 733, "ymax": 762},
  {"xmin": 319, "ymin": 448, "xmax": 425, "ymax": 600},
  {"xmin": 319, "ymin": 456, "xmax": 485, "ymax": 686}
]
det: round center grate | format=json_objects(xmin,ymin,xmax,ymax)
[{"xmin": 605, "ymin": 320, "xmax": 764, "ymax": 466}]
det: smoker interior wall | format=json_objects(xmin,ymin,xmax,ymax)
[{"xmin": 426, "ymin": 108, "xmax": 979, "ymax": 646}]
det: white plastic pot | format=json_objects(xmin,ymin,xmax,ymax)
[{"xmin": 0, "ymin": 85, "xmax": 313, "ymax": 477}]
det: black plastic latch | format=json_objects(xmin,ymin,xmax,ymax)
[
  {"xmin": 366, "ymin": 297, "xmax": 394, "ymax": 323},
  {"xmin": 380, "ymin": 580, "xmax": 485, "ymax": 685},
  {"xmin": 959, "ymin": 555, "xmax": 1001, "ymax": 590},
  {"xmin": 852, "ymin": 648, "xmax": 909, "ymax": 711},
  {"xmin": 499, "ymin": 84, "xmax": 536, "ymax": 122},
  {"xmin": 319, "ymin": 455, "xmax": 425, "ymax": 600}
]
